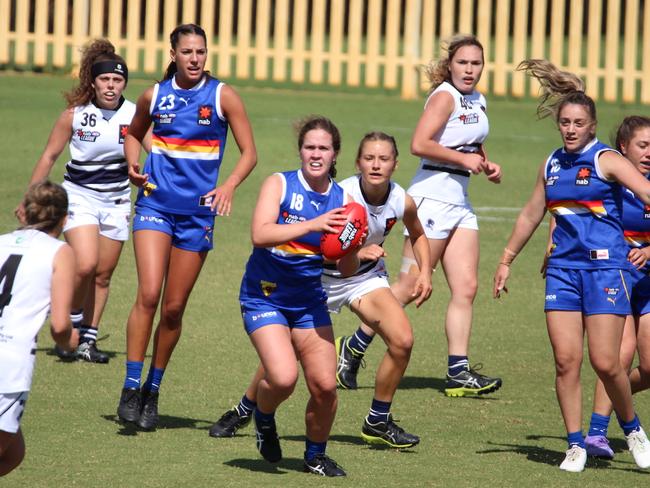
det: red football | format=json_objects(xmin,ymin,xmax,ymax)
[{"xmin": 320, "ymin": 202, "xmax": 368, "ymax": 260}]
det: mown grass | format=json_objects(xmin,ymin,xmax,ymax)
[{"xmin": 0, "ymin": 72, "xmax": 649, "ymax": 487}]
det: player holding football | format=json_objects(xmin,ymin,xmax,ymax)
[
  {"xmin": 493, "ymin": 60, "xmax": 650, "ymax": 472},
  {"xmin": 0, "ymin": 181, "xmax": 78, "ymax": 476},
  {"xmin": 237, "ymin": 116, "xmax": 362, "ymax": 477},
  {"xmin": 210, "ymin": 131, "xmax": 432, "ymax": 451}
]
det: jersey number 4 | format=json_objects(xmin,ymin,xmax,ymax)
[{"xmin": 0, "ymin": 254, "xmax": 23, "ymax": 317}]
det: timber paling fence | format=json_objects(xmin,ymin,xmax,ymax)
[{"xmin": 1, "ymin": 0, "xmax": 649, "ymax": 102}]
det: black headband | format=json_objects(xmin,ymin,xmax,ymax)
[{"xmin": 91, "ymin": 60, "xmax": 128, "ymax": 83}]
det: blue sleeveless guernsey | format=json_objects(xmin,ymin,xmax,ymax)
[
  {"xmin": 239, "ymin": 170, "xmax": 345, "ymax": 308},
  {"xmin": 545, "ymin": 139, "xmax": 628, "ymax": 269},
  {"xmin": 622, "ymin": 182, "xmax": 650, "ymax": 273},
  {"xmin": 136, "ymin": 75, "xmax": 228, "ymax": 215}
]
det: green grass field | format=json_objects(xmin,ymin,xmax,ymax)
[{"xmin": 1, "ymin": 72, "xmax": 649, "ymax": 487}]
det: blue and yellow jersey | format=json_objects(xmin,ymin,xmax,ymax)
[
  {"xmin": 136, "ymin": 75, "xmax": 228, "ymax": 215},
  {"xmin": 240, "ymin": 169, "xmax": 345, "ymax": 308},
  {"xmin": 545, "ymin": 139, "xmax": 629, "ymax": 269}
]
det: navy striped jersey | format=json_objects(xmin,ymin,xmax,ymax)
[
  {"xmin": 137, "ymin": 75, "xmax": 228, "ymax": 215},
  {"xmin": 545, "ymin": 139, "xmax": 628, "ymax": 269},
  {"xmin": 65, "ymin": 97, "xmax": 135, "ymax": 199},
  {"xmin": 240, "ymin": 170, "xmax": 345, "ymax": 307}
]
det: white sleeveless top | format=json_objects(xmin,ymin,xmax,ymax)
[
  {"xmin": 407, "ymin": 81, "xmax": 489, "ymax": 205},
  {"xmin": 322, "ymin": 175, "xmax": 406, "ymax": 278},
  {"xmin": 64, "ymin": 98, "xmax": 136, "ymax": 200},
  {"xmin": 0, "ymin": 229, "xmax": 65, "ymax": 393}
]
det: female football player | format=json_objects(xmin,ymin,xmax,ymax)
[{"xmin": 493, "ymin": 60, "xmax": 650, "ymax": 472}]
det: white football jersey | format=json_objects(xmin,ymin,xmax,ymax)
[
  {"xmin": 0, "ymin": 229, "xmax": 65, "ymax": 393},
  {"xmin": 64, "ymin": 98, "xmax": 136, "ymax": 200},
  {"xmin": 408, "ymin": 81, "xmax": 489, "ymax": 205},
  {"xmin": 323, "ymin": 175, "xmax": 406, "ymax": 279}
]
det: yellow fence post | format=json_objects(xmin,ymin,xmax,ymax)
[
  {"xmin": 328, "ymin": 0, "xmax": 344, "ymax": 85},
  {"xmin": 643, "ymin": 0, "xmax": 650, "ymax": 104},
  {"xmin": 272, "ymin": 0, "xmax": 289, "ymax": 82},
  {"xmin": 511, "ymin": 0, "xmax": 528, "ymax": 97},
  {"xmin": 236, "ymin": 0, "xmax": 253, "ymax": 80},
  {"xmin": 291, "ymin": 0, "xmax": 308, "ymax": 83},
  {"xmin": 14, "ymin": 0, "xmax": 29, "ymax": 66},
  {"xmin": 402, "ymin": 0, "xmax": 421, "ymax": 99},
  {"xmin": 254, "ymin": 0, "xmax": 271, "ymax": 81},
  {"xmin": 622, "ymin": 0, "xmax": 639, "ymax": 103},
  {"xmin": 53, "ymin": 0, "xmax": 68, "ymax": 69},
  {"xmin": 309, "ymin": 0, "xmax": 326, "ymax": 85},
  {"xmin": 34, "ymin": 0, "xmax": 49, "ymax": 67}
]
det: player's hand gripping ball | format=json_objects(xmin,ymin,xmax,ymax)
[{"xmin": 320, "ymin": 202, "xmax": 368, "ymax": 260}]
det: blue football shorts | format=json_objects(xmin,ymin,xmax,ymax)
[
  {"xmin": 544, "ymin": 267, "xmax": 631, "ymax": 316},
  {"xmin": 240, "ymin": 297, "xmax": 332, "ymax": 335},
  {"xmin": 132, "ymin": 206, "xmax": 215, "ymax": 252}
]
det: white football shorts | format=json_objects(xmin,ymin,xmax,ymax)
[
  {"xmin": 0, "ymin": 391, "xmax": 28, "ymax": 434},
  {"xmin": 323, "ymin": 267, "xmax": 390, "ymax": 314},
  {"xmin": 404, "ymin": 197, "xmax": 478, "ymax": 240},
  {"xmin": 63, "ymin": 181, "xmax": 131, "ymax": 241}
]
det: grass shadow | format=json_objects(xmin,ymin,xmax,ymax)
[
  {"xmin": 480, "ymin": 437, "xmax": 650, "ymax": 474},
  {"xmin": 102, "ymin": 413, "xmax": 212, "ymax": 434},
  {"xmin": 282, "ymin": 433, "xmax": 367, "ymax": 446},
  {"xmin": 224, "ymin": 457, "xmax": 304, "ymax": 474}
]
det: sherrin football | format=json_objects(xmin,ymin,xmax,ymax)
[{"xmin": 320, "ymin": 202, "xmax": 368, "ymax": 260}]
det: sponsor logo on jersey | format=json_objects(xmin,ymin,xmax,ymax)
[
  {"xmin": 204, "ymin": 225, "xmax": 213, "ymax": 242},
  {"xmin": 605, "ymin": 287, "xmax": 619, "ymax": 306},
  {"xmin": 459, "ymin": 113, "xmax": 479, "ymax": 125},
  {"xmin": 575, "ymin": 167, "xmax": 591, "ymax": 185},
  {"xmin": 76, "ymin": 129, "xmax": 100, "ymax": 142},
  {"xmin": 589, "ymin": 249, "xmax": 610, "ymax": 260},
  {"xmin": 118, "ymin": 124, "xmax": 129, "ymax": 144},
  {"xmin": 155, "ymin": 113, "xmax": 176, "ymax": 124},
  {"xmin": 545, "ymin": 294, "xmax": 557, "ymax": 301},
  {"xmin": 260, "ymin": 281, "xmax": 277, "ymax": 297},
  {"xmin": 310, "ymin": 200, "xmax": 321, "ymax": 210},
  {"xmin": 546, "ymin": 175, "xmax": 559, "ymax": 186},
  {"xmin": 282, "ymin": 211, "xmax": 306, "ymax": 224},
  {"xmin": 198, "ymin": 105, "xmax": 212, "ymax": 126},
  {"xmin": 384, "ymin": 217, "xmax": 397, "ymax": 236},
  {"xmin": 426, "ymin": 218, "xmax": 435, "ymax": 229},
  {"xmin": 644, "ymin": 204, "xmax": 650, "ymax": 219}
]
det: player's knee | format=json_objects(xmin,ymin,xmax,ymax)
[
  {"xmin": 94, "ymin": 270, "xmax": 113, "ymax": 289},
  {"xmin": 387, "ymin": 328, "xmax": 413, "ymax": 360},
  {"xmin": 309, "ymin": 377, "xmax": 337, "ymax": 404},
  {"xmin": 554, "ymin": 355, "xmax": 581, "ymax": 377},
  {"xmin": 75, "ymin": 258, "xmax": 98, "ymax": 280},
  {"xmin": 267, "ymin": 371, "xmax": 298, "ymax": 397},
  {"xmin": 451, "ymin": 279, "xmax": 478, "ymax": 302},
  {"xmin": 161, "ymin": 303, "xmax": 186, "ymax": 327},
  {"xmin": 590, "ymin": 356, "xmax": 620, "ymax": 381},
  {"xmin": 137, "ymin": 289, "xmax": 162, "ymax": 312}
]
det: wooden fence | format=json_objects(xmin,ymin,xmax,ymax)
[{"xmin": 1, "ymin": 0, "xmax": 649, "ymax": 103}]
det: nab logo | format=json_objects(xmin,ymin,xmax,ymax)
[
  {"xmin": 575, "ymin": 167, "xmax": 591, "ymax": 186},
  {"xmin": 384, "ymin": 217, "xmax": 397, "ymax": 236},
  {"xmin": 118, "ymin": 124, "xmax": 129, "ymax": 144},
  {"xmin": 198, "ymin": 105, "xmax": 212, "ymax": 126}
]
